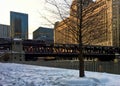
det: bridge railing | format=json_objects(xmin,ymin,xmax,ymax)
[{"xmin": 23, "ymin": 44, "xmax": 120, "ymax": 56}]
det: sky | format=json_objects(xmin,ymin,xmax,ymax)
[
  {"xmin": 0, "ymin": 0, "xmax": 56, "ymax": 39},
  {"xmin": 0, "ymin": 62, "xmax": 120, "ymax": 86}
]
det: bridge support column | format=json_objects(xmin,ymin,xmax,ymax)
[{"xmin": 10, "ymin": 39, "xmax": 25, "ymax": 62}]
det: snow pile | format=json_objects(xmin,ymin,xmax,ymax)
[
  {"xmin": 0, "ymin": 62, "xmax": 120, "ymax": 86},
  {"xmin": 59, "ymin": 78, "xmax": 100, "ymax": 86}
]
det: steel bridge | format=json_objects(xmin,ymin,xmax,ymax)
[
  {"xmin": 23, "ymin": 43, "xmax": 119, "ymax": 61},
  {"xmin": 0, "ymin": 39, "xmax": 120, "ymax": 61}
]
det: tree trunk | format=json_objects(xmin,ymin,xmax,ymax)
[{"xmin": 78, "ymin": 0, "xmax": 85, "ymax": 77}]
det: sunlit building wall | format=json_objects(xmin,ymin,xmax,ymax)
[
  {"xmin": 54, "ymin": 0, "xmax": 120, "ymax": 47},
  {"xmin": 110, "ymin": 0, "xmax": 120, "ymax": 46},
  {"xmin": 54, "ymin": 0, "xmax": 94, "ymax": 44},
  {"xmin": 10, "ymin": 11, "xmax": 28, "ymax": 39}
]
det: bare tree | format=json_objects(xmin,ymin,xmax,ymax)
[
  {"xmin": 41, "ymin": 0, "xmax": 110, "ymax": 77},
  {"xmin": 53, "ymin": 0, "xmax": 109, "ymax": 45}
]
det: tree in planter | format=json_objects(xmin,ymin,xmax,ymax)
[{"xmin": 41, "ymin": 0, "xmax": 110, "ymax": 77}]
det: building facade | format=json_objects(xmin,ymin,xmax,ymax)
[
  {"xmin": 54, "ymin": 0, "xmax": 94, "ymax": 44},
  {"xmin": 33, "ymin": 27, "xmax": 54, "ymax": 43},
  {"xmin": 0, "ymin": 24, "xmax": 10, "ymax": 38},
  {"xmin": 54, "ymin": 0, "xmax": 120, "ymax": 47},
  {"xmin": 109, "ymin": 0, "xmax": 120, "ymax": 46},
  {"xmin": 10, "ymin": 11, "xmax": 28, "ymax": 39}
]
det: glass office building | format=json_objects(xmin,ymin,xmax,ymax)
[{"xmin": 10, "ymin": 11, "xmax": 28, "ymax": 39}]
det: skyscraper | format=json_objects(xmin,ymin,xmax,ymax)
[
  {"xmin": 0, "ymin": 24, "xmax": 10, "ymax": 38},
  {"xmin": 10, "ymin": 11, "xmax": 28, "ymax": 39}
]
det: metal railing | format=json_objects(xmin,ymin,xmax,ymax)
[{"xmin": 18, "ymin": 60, "xmax": 120, "ymax": 75}]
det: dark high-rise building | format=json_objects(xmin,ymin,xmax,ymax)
[
  {"xmin": 33, "ymin": 27, "xmax": 54, "ymax": 43},
  {"xmin": 10, "ymin": 11, "xmax": 28, "ymax": 39}
]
